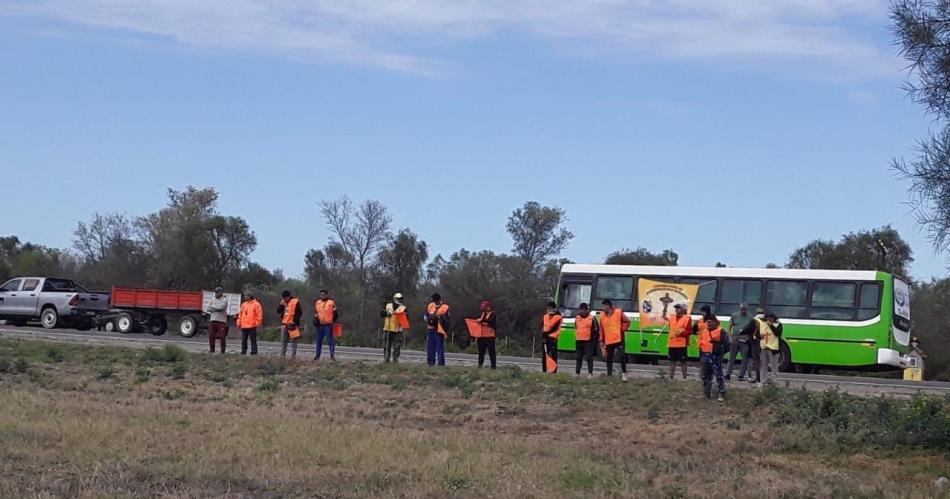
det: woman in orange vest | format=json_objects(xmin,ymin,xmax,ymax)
[
  {"xmin": 237, "ymin": 291, "xmax": 264, "ymax": 355},
  {"xmin": 476, "ymin": 300, "xmax": 497, "ymax": 369},
  {"xmin": 665, "ymin": 303, "xmax": 693, "ymax": 380},
  {"xmin": 277, "ymin": 290, "xmax": 303, "ymax": 360},
  {"xmin": 599, "ymin": 299, "xmax": 631, "ymax": 380},
  {"xmin": 699, "ymin": 316, "xmax": 726, "ymax": 401},
  {"xmin": 573, "ymin": 303, "xmax": 599, "ymax": 378},
  {"xmin": 541, "ymin": 301, "xmax": 562, "ymax": 373},
  {"xmin": 424, "ymin": 293, "xmax": 450, "ymax": 366},
  {"xmin": 313, "ymin": 289, "xmax": 338, "ymax": 361}
]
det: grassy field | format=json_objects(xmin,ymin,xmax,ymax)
[{"xmin": 1, "ymin": 339, "xmax": 949, "ymax": 498}]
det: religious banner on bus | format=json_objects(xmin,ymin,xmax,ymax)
[{"xmin": 637, "ymin": 278, "xmax": 700, "ymax": 328}]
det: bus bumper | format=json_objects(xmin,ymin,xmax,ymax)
[{"xmin": 877, "ymin": 348, "xmax": 913, "ymax": 368}]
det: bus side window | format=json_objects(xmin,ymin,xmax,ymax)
[{"xmin": 857, "ymin": 282, "xmax": 881, "ymax": 320}]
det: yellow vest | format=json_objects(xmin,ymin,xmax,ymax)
[
  {"xmin": 383, "ymin": 302, "xmax": 406, "ymax": 332},
  {"xmin": 758, "ymin": 318, "xmax": 780, "ymax": 351}
]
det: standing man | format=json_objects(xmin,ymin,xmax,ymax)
[
  {"xmin": 664, "ymin": 303, "xmax": 692, "ymax": 380},
  {"xmin": 313, "ymin": 289, "xmax": 338, "ymax": 361},
  {"xmin": 759, "ymin": 312, "xmax": 782, "ymax": 384},
  {"xmin": 207, "ymin": 287, "xmax": 229, "ymax": 354},
  {"xmin": 699, "ymin": 316, "xmax": 727, "ymax": 401},
  {"xmin": 574, "ymin": 303, "xmax": 599, "ymax": 378},
  {"xmin": 424, "ymin": 293, "xmax": 450, "ymax": 366},
  {"xmin": 277, "ymin": 290, "xmax": 303, "ymax": 360},
  {"xmin": 541, "ymin": 301, "xmax": 562, "ymax": 373},
  {"xmin": 237, "ymin": 292, "xmax": 264, "ymax": 355},
  {"xmin": 381, "ymin": 293, "xmax": 407, "ymax": 363},
  {"xmin": 476, "ymin": 300, "xmax": 498, "ymax": 369},
  {"xmin": 725, "ymin": 303, "xmax": 756, "ymax": 381},
  {"xmin": 599, "ymin": 299, "xmax": 631, "ymax": 380}
]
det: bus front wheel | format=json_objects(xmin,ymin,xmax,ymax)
[{"xmin": 777, "ymin": 342, "xmax": 793, "ymax": 372}]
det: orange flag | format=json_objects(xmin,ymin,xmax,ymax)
[{"xmin": 545, "ymin": 353, "xmax": 558, "ymax": 373}]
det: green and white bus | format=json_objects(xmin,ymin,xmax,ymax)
[{"xmin": 555, "ymin": 264, "xmax": 913, "ymax": 372}]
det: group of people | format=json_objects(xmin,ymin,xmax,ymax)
[{"xmin": 219, "ymin": 288, "xmax": 783, "ymax": 402}]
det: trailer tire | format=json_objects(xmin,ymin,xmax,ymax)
[
  {"xmin": 147, "ymin": 315, "xmax": 168, "ymax": 336},
  {"xmin": 40, "ymin": 307, "xmax": 60, "ymax": 329},
  {"xmin": 179, "ymin": 316, "xmax": 198, "ymax": 338},
  {"xmin": 104, "ymin": 320, "xmax": 116, "ymax": 333},
  {"xmin": 115, "ymin": 312, "xmax": 135, "ymax": 334}
]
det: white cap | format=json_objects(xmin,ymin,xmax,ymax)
[{"xmin": 393, "ymin": 292, "xmax": 403, "ymax": 300}]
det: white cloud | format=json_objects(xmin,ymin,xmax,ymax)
[{"xmin": 3, "ymin": 0, "xmax": 897, "ymax": 76}]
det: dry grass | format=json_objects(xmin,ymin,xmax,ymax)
[{"xmin": 0, "ymin": 339, "xmax": 947, "ymax": 498}]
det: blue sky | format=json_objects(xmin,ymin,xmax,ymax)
[{"xmin": 1, "ymin": 1, "xmax": 946, "ymax": 280}]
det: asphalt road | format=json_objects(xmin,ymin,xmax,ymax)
[{"xmin": 2, "ymin": 324, "xmax": 948, "ymax": 397}]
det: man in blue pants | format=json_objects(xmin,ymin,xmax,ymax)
[
  {"xmin": 424, "ymin": 293, "xmax": 450, "ymax": 366},
  {"xmin": 313, "ymin": 289, "xmax": 338, "ymax": 361}
]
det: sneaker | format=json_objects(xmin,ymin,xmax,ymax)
[
  {"xmin": 621, "ymin": 373, "xmax": 628, "ymax": 382},
  {"xmin": 682, "ymin": 374, "xmax": 688, "ymax": 380},
  {"xmin": 586, "ymin": 372, "xmax": 593, "ymax": 379},
  {"xmin": 717, "ymin": 395, "xmax": 724, "ymax": 402}
]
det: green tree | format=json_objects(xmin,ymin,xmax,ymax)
[
  {"xmin": 910, "ymin": 278, "xmax": 950, "ymax": 380},
  {"xmin": 374, "ymin": 229, "xmax": 428, "ymax": 300},
  {"xmin": 786, "ymin": 225, "xmax": 913, "ymax": 277},
  {"xmin": 73, "ymin": 213, "xmax": 148, "ymax": 288},
  {"xmin": 605, "ymin": 247, "xmax": 679, "ymax": 266},
  {"xmin": 506, "ymin": 201, "xmax": 574, "ymax": 270},
  {"xmin": 891, "ymin": 2, "xmax": 950, "ymax": 257}
]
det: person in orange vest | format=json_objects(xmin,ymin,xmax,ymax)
[
  {"xmin": 476, "ymin": 300, "xmax": 497, "ymax": 369},
  {"xmin": 664, "ymin": 303, "xmax": 693, "ymax": 380},
  {"xmin": 574, "ymin": 303, "xmax": 599, "ymax": 378},
  {"xmin": 313, "ymin": 289, "xmax": 338, "ymax": 361},
  {"xmin": 424, "ymin": 293, "xmax": 450, "ymax": 366},
  {"xmin": 277, "ymin": 290, "xmax": 303, "ymax": 360},
  {"xmin": 237, "ymin": 291, "xmax": 264, "ymax": 355},
  {"xmin": 699, "ymin": 316, "xmax": 727, "ymax": 401},
  {"xmin": 599, "ymin": 299, "xmax": 631, "ymax": 380},
  {"xmin": 541, "ymin": 301, "xmax": 562, "ymax": 373}
]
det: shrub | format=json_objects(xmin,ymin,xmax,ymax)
[
  {"xmin": 257, "ymin": 379, "xmax": 280, "ymax": 392},
  {"xmin": 141, "ymin": 345, "xmax": 186, "ymax": 363}
]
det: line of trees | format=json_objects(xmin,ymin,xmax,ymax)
[{"xmin": 0, "ymin": 188, "xmax": 948, "ymax": 377}]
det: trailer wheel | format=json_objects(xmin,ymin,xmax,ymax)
[
  {"xmin": 115, "ymin": 312, "xmax": 135, "ymax": 334},
  {"xmin": 104, "ymin": 320, "xmax": 116, "ymax": 333},
  {"xmin": 179, "ymin": 316, "xmax": 198, "ymax": 338},
  {"xmin": 147, "ymin": 315, "xmax": 168, "ymax": 336}
]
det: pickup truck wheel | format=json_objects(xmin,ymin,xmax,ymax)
[
  {"xmin": 115, "ymin": 313, "xmax": 135, "ymax": 334},
  {"xmin": 179, "ymin": 316, "xmax": 198, "ymax": 338},
  {"xmin": 147, "ymin": 315, "xmax": 168, "ymax": 336},
  {"xmin": 40, "ymin": 307, "xmax": 60, "ymax": 329}
]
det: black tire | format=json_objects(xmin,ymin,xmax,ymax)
[
  {"xmin": 147, "ymin": 315, "xmax": 168, "ymax": 336},
  {"xmin": 40, "ymin": 307, "xmax": 60, "ymax": 329},
  {"xmin": 115, "ymin": 312, "xmax": 135, "ymax": 334},
  {"xmin": 777, "ymin": 341, "xmax": 793, "ymax": 372},
  {"xmin": 179, "ymin": 316, "xmax": 198, "ymax": 338}
]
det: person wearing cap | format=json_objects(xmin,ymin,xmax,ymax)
[
  {"xmin": 476, "ymin": 300, "xmax": 498, "ymax": 369},
  {"xmin": 313, "ymin": 289, "xmax": 338, "ymax": 361},
  {"xmin": 699, "ymin": 316, "xmax": 727, "ymax": 401},
  {"xmin": 277, "ymin": 290, "xmax": 303, "ymax": 360},
  {"xmin": 207, "ymin": 286, "xmax": 229, "ymax": 354},
  {"xmin": 759, "ymin": 312, "xmax": 782, "ymax": 383},
  {"xmin": 541, "ymin": 301, "xmax": 563, "ymax": 373},
  {"xmin": 237, "ymin": 291, "xmax": 264, "ymax": 355},
  {"xmin": 574, "ymin": 303, "xmax": 599, "ymax": 378},
  {"xmin": 663, "ymin": 303, "xmax": 692, "ymax": 380},
  {"xmin": 381, "ymin": 293, "xmax": 408, "ymax": 363},
  {"xmin": 424, "ymin": 293, "xmax": 450, "ymax": 366},
  {"xmin": 726, "ymin": 303, "xmax": 756, "ymax": 381}
]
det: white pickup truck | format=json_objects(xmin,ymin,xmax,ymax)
[{"xmin": 0, "ymin": 277, "xmax": 110, "ymax": 330}]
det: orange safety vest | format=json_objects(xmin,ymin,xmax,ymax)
[
  {"xmin": 315, "ymin": 299, "xmax": 336, "ymax": 325},
  {"xmin": 699, "ymin": 327, "xmax": 723, "ymax": 354},
  {"xmin": 542, "ymin": 313, "xmax": 562, "ymax": 340},
  {"xmin": 575, "ymin": 315, "xmax": 594, "ymax": 342},
  {"xmin": 281, "ymin": 298, "xmax": 300, "ymax": 325},
  {"xmin": 238, "ymin": 299, "xmax": 263, "ymax": 329},
  {"xmin": 427, "ymin": 302, "xmax": 450, "ymax": 336},
  {"xmin": 600, "ymin": 308, "xmax": 625, "ymax": 346},
  {"xmin": 668, "ymin": 314, "xmax": 692, "ymax": 348},
  {"xmin": 478, "ymin": 311, "xmax": 496, "ymax": 338}
]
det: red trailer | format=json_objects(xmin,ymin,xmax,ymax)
[{"xmin": 99, "ymin": 286, "xmax": 239, "ymax": 337}]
